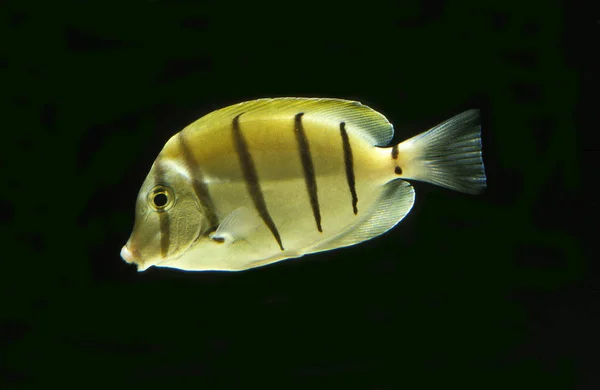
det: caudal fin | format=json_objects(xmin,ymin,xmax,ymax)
[{"xmin": 395, "ymin": 109, "xmax": 486, "ymax": 194}]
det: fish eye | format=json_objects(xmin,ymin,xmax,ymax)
[{"xmin": 148, "ymin": 185, "xmax": 175, "ymax": 212}]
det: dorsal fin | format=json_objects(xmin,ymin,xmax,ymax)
[{"xmin": 184, "ymin": 98, "xmax": 395, "ymax": 147}]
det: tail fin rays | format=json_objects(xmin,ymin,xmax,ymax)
[{"xmin": 395, "ymin": 109, "xmax": 486, "ymax": 194}]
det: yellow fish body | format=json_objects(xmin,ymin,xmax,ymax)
[{"xmin": 121, "ymin": 98, "xmax": 486, "ymax": 272}]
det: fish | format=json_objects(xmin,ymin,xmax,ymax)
[{"xmin": 120, "ymin": 98, "xmax": 486, "ymax": 272}]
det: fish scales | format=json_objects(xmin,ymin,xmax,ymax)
[{"xmin": 166, "ymin": 105, "xmax": 389, "ymax": 264}]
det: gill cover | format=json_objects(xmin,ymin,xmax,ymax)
[{"xmin": 123, "ymin": 159, "xmax": 208, "ymax": 271}]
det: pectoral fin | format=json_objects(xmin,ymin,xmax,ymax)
[{"xmin": 209, "ymin": 207, "xmax": 261, "ymax": 244}]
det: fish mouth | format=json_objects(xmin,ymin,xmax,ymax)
[
  {"xmin": 120, "ymin": 244, "xmax": 169, "ymax": 272},
  {"xmin": 121, "ymin": 245, "xmax": 151, "ymax": 272},
  {"xmin": 120, "ymin": 245, "xmax": 136, "ymax": 263},
  {"xmin": 120, "ymin": 231, "xmax": 198, "ymax": 271},
  {"xmin": 121, "ymin": 245, "xmax": 151, "ymax": 271}
]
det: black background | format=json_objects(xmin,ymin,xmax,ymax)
[{"xmin": 2, "ymin": 1, "xmax": 595, "ymax": 388}]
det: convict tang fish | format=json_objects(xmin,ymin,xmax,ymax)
[{"xmin": 120, "ymin": 98, "xmax": 486, "ymax": 272}]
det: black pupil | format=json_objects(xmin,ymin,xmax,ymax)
[{"xmin": 154, "ymin": 193, "xmax": 168, "ymax": 207}]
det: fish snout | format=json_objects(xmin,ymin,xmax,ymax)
[
  {"xmin": 120, "ymin": 245, "xmax": 137, "ymax": 264},
  {"xmin": 121, "ymin": 244, "xmax": 154, "ymax": 271}
]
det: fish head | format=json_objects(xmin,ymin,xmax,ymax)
[{"xmin": 121, "ymin": 157, "xmax": 209, "ymax": 271}]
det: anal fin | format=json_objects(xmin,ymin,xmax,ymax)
[{"xmin": 306, "ymin": 179, "xmax": 415, "ymax": 254}]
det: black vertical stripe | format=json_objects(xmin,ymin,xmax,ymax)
[
  {"xmin": 391, "ymin": 144, "xmax": 399, "ymax": 159},
  {"xmin": 294, "ymin": 113, "xmax": 322, "ymax": 232},
  {"xmin": 159, "ymin": 213, "xmax": 170, "ymax": 258},
  {"xmin": 232, "ymin": 113, "xmax": 284, "ymax": 250},
  {"xmin": 177, "ymin": 133, "xmax": 218, "ymax": 229},
  {"xmin": 153, "ymin": 163, "xmax": 170, "ymax": 258},
  {"xmin": 340, "ymin": 122, "xmax": 358, "ymax": 215}
]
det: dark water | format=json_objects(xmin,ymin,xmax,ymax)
[{"xmin": 2, "ymin": 2, "xmax": 593, "ymax": 388}]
